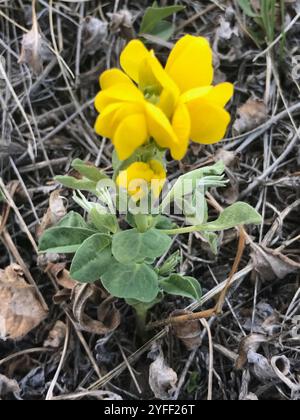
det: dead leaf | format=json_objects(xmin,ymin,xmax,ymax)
[
  {"xmin": 36, "ymin": 191, "xmax": 66, "ymax": 239},
  {"xmin": 0, "ymin": 264, "xmax": 47, "ymax": 341},
  {"xmin": 214, "ymin": 149, "xmax": 240, "ymax": 169},
  {"xmin": 72, "ymin": 284, "xmax": 120, "ymax": 335},
  {"xmin": 149, "ymin": 348, "xmax": 177, "ymax": 400},
  {"xmin": 82, "ymin": 17, "xmax": 108, "ymax": 54},
  {"xmin": 0, "ymin": 374, "xmax": 20, "ymax": 399},
  {"xmin": 46, "ymin": 263, "xmax": 77, "ymax": 290},
  {"xmin": 171, "ymin": 310, "xmax": 202, "ymax": 350},
  {"xmin": 107, "ymin": 10, "xmax": 135, "ymax": 39},
  {"xmin": 44, "ymin": 321, "xmax": 67, "ymax": 349},
  {"xmin": 233, "ymin": 99, "xmax": 268, "ymax": 135},
  {"xmin": 236, "ymin": 333, "xmax": 267, "ymax": 370},
  {"xmin": 19, "ymin": 2, "xmax": 44, "ymax": 74},
  {"xmin": 248, "ymin": 350, "xmax": 277, "ymax": 380},
  {"xmin": 251, "ymin": 245, "xmax": 300, "ymax": 282}
]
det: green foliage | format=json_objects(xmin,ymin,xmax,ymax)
[
  {"xmin": 55, "ymin": 175, "xmax": 97, "ymax": 193},
  {"xmin": 102, "ymin": 262, "xmax": 159, "ymax": 303},
  {"xmin": 158, "ymin": 251, "xmax": 181, "ymax": 276},
  {"xmin": 202, "ymin": 232, "xmax": 219, "ymax": 255},
  {"xmin": 71, "ymin": 159, "xmax": 108, "ymax": 182},
  {"xmin": 140, "ymin": 3, "xmax": 185, "ymax": 40},
  {"xmin": 57, "ymin": 211, "xmax": 88, "ymax": 228},
  {"xmin": 39, "ymin": 227, "xmax": 96, "ymax": 254},
  {"xmin": 201, "ymin": 202, "xmax": 262, "ymax": 232},
  {"xmin": 112, "ymin": 228, "xmax": 172, "ymax": 264},
  {"xmin": 70, "ymin": 234, "xmax": 112, "ymax": 282},
  {"xmin": 90, "ymin": 208, "xmax": 119, "ymax": 234},
  {"xmin": 237, "ymin": 0, "xmax": 286, "ymax": 45},
  {"xmin": 160, "ymin": 274, "xmax": 202, "ymax": 301}
]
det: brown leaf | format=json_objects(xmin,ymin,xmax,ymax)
[
  {"xmin": 107, "ymin": 10, "xmax": 135, "ymax": 39},
  {"xmin": 44, "ymin": 321, "xmax": 67, "ymax": 349},
  {"xmin": 171, "ymin": 310, "xmax": 202, "ymax": 350},
  {"xmin": 251, "ymin": 245, "xmax": 300, "ymax": 282},
  {"xmin": 19, "ymin": 2, "xmax": 44, "ymax": 74},
  {"xmin": 233, "ymin": 99, "xmax": 268, "ymax": 134},
  {"xmin": 214, "ymin": 149, "xmax": 240, "ymax": 169},
  {"xmin": 46, "ymin": 263, "xmax": 77, "ymax": 290},
  {"xmin": 149, "ymin": 348, "xmax": 177, "ymax": 400},
  {"xmin": 0, "ymin": 264, "xmax": 47, "ymax": 341},
  {"xmin": 72, "ymin": 284, "xmax": 120, "ymax": 335},
  {"xmin": 236, "ymin": 333, "xmax": 267, "ymax": 370},
  {"xmin": 36, "ymin": 191, "xmax": 66, "ymax": 239},
  {"xmin": 0, "ymin": 374, "xmax": 20, "ymax": 399}
]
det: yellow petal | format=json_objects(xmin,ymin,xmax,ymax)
[
  {"xmin": 94, "ymin": 83, "xmax": 144, "ymax": 112},
  {"xmin": 149, "ymin": 160, "xmax": 167, "ymax": 198},
  {"xmin": 187, "ymin": 100, "xmax": 231, "ymax": 144},
  {"xmin": 117, "ymin": 160, "xmax": 166, "ymax": 200},
  {"xmin": 165, "ymin": 35, "xmax": 214, "ymax": 93},
  {"xmin": 113, "ymin": 114, "xmax": 148, "ymax": 161},
  {"xmin": 100, "ymin": 68, "xmax": 133, "ymax": 90},
  {"xmin": 149, "ymin": 160, "xmax": 166, "ymax": 180},
  {"xmin": 171, "ymin": 103, "xmax": 191, "ymax": 160},
  {"xmin": 94, "ymin": 102, "xmax": 123, "ymax": 138},
  {"xmin": 204, "ymin": 82, "xmax": 234, "ymax": 107},
  {"xmin": 145, "ymin": 103, "xmax": 179, "ymax": 151},
  {"xmin": 120, "ymin": 39, "xmax": 151, "ymax": 83},
  {"xmin": 181, "ymin": 86, "xmax": 213, "ymax": 104},
  {"xmin": 111, "ymin": 102, "xmax": 144, "ymax": 128},
  {"xmin": 145, "ymin": 54, "xmax": 180, "ymax": 117}
]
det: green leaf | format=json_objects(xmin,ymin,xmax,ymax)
[
  {"xmin": 202, "ymin": 232, "xmax": 219, "ymax": 255},
  {"xmin": 57, "ymin": 211, "xmax": 88, "ymax": 228},
  {"xmin": 147, "ymin": 20, "xmax": 175, "ymax": 41},
  {"xmin": 140, "ymin": 5, "xmax": 185, "ymax": 34},
  {"xmin": 158, "ymin": 251, "xmax": 181, "ymax": 276},
  {"xmin": 202, "ymin": 202, "xmax": 262, "ymax": 232},
  {"xmin": 154, "ymin": 215, "xmax": 177, "ymax": 230},
  {"xmin": 39, "ymin": 227, "xmax": 96, "ymax": 254},
  {"xmin": 160, "ymin": 274, "xmax": 202, "ymax": 301},
  {"xmin": 70, "ymin": 234, "xmax": 112, "ymax": 283},
  {"xmin": 112, "ymin": 228, "xmax": 172, "ymax": 264},
  {"xmin": 126, "ymin": 293, "xmax": 163, "ymax": 312},
  {"xmin": 55, "ymin": 175, "xmax": 97, "ymax": 192},
  {"xmin": 161, "ymin": 161, "xmax": 225, "ymax": 210},
  {"xmin": 237, "ymin": 0, "xmax": 258, "ymax": 17},
  {"xmin": 102, "ymin": 262, "xmax": 159, "ymax": 303},
  {"xmin": 90, "ymin": 208, "xmax": 119, "ymax": 234},
  {"xmin": 71, "ymin": 159, "xmax": 108, "ymax": 182}
]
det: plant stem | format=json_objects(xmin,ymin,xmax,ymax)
[
  {"xmin": 160, "ymin": 224, "xmax": 203, "ymax": 235},
  {"xmin": 134, "ymin": 213, "xmax": 153, "ymax": 233},
  {"xmin": 134, "ymin": 305, "xmax": 149, "ymax": 341}
]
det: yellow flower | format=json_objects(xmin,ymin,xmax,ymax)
[
  {"xmin": 117, "ymin": 160, "xmax": 166, "ymax": 201},
  {"xmin": 95, "ymin": 35, "xmax": 233, "ymax": 161}
]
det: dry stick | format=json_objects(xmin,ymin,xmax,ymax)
[
  {"xmin": 46, "ymin": 320, "xmax": 71, "ymax": 400},
  {"xmin": 0, "ymin": 348, "xmax": 53, "ymax": 367},
  {"xmin": 201, "ymin": 319, "xmax": 214, "ymax": 401},
  {"xmin": 0, "ymin": 178, "xmax": 39, "ymax": 253},
  {"xmin": 116, "ymin": 341, "xmax": 142, "ymax": 395}
]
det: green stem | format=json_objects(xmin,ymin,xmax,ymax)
[
  {"xmin": 134, "ymin": 305, "xmax": 149, "ymax": 341},
  {"xmin": 134, "ymin": 213, "xmax": 153, "ymax": 233},
  {"xmin": 160, "ymin": 224, "xmax": 203, "ymax": 235}
]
